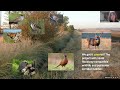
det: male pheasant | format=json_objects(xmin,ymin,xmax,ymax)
[{"xmin": 56, "ymin": 54, "xmax": 68, "ymax": 68}]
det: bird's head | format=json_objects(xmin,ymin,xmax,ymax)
[
  {"xmin": 64, "ymin": 54, "xmax": 67, "ymax": 57},
  {"xmin": 19, "ymin": 15, "xmax": 24, "ymax": 21},
  {"xmin": 20, "ymin": 14, "xmax": 24, "ymax": 16}
]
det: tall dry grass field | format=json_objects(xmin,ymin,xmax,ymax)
[
  {"xmin": 0, "ymin": 39, "xmax": 42, "ymax": 78},
  {"xmin": 0, "ymin": 29, "xmax": 120, "ymax": 79}
]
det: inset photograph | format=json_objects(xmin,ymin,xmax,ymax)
[
  {"xmin": 100, "ymin": 11, "xmax": 120, "ymax": 22},
  {"xmin": 82, "ymin": 30, "xmax": 111, "ymax": 50},
  {"xmin": 30, "ymin": 19, "xmax": 45, "ymax": 35},
  {"xmin": 3, "ymin": 29, "xmax": 22, "ymax": 43},
  {"xmin": 12, "ymin": 59, "xmax": 36, "ymax": 77},
  {"xmin": 49, "ymin": 11, "xmax": 64, "ymax": 26},
  {"xmin": 48, "ymin": 53, "xmax": 74, "ymax": 71},
  {"xmin": 9, "ymin": 11, "xmax": 24, "ymax": 29}
]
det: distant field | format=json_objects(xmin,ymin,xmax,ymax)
[
  {"xmin": 111, "ymin": 31, "xmax": 120, "ymax": 43},
  {"xmin": 112, "ymin": 31, "xmax": 120, "ymax": 37}
]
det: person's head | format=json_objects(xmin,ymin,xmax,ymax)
[{"xmin": 108, "ymin": 11, "xmax": 118, "ymax": 22}]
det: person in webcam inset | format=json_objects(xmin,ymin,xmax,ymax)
[{"xmin": 108, "ymin": 11, "xmax": 119, "ymax": 22}]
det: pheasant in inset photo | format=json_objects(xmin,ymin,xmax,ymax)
[{"xmin": 56, "ymin": 54, "xmax": 68, "ymax": 68}]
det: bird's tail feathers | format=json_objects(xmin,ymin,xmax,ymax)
[{"xmin": 55, "ymin": 64, "xmax": 60, "ymax": 68}]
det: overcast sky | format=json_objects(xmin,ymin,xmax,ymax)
[
  {"xmin": 0, "ymin": 11, "xmax": 9, "ymax": 26},
  {"xmin": 59, "ymin": 11, "xmax": 120, "ymax": 29}
]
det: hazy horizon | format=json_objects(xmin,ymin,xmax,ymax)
[{"xmin": 59, "ymin": 11, "xmax": 120, "ymax": 29}]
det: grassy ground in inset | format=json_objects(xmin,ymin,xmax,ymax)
[
  {"xmin": 3, "ymin": 33, "xmax": 15, "ymax": 43},
  {"xmin": 48, "ymin": 64, "xmax": 74, "ymax": 71}
]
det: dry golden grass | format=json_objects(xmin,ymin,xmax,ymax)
[
  {"xmin": 112, "ymin": 31, "xmax": 120, "ymax": 37},
  {"xmin": 81, "ymin": 29, "xmax": 111, "ymax": 33},
  {"xmin": 0, "ymin": 31, "xmax": 73, "ymax": 79},
  {"xmin": 0, "ymin": 39, "xmax": 38, "ymax": 61},
  {"xmin": 0, "ymin": 38, "xmax": 44, "ymax": 78},
  {"xmin": 0, "ymin": 30, "xmax": 120, "ymax": 79}
]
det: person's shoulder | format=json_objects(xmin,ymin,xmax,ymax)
[{"xmin": 116, "ymin": 20, "xmax": 119, "ymax": 22}]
